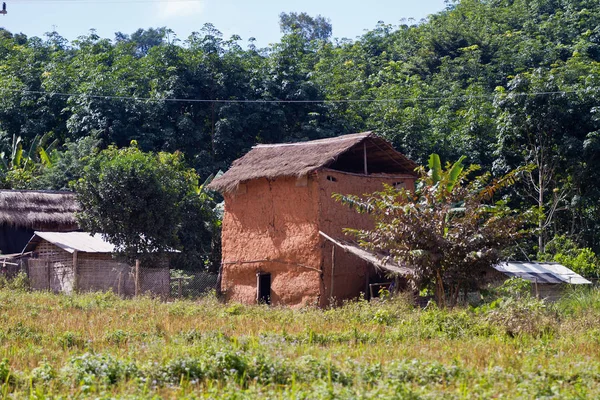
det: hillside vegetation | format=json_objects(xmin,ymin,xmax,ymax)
[
  {"xmin": 1, "ymin": 0, "xmax": 600, "ymax": 256},
  {"xmin": 0, "ymin": 286, "xmax": 600, "ymax": 398}
]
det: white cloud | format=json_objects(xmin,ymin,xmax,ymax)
[{"xmin": 156, "ymin": 0, "xmax": 205, "ymax": 19}]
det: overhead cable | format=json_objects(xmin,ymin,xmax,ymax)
[{"xmin": 0, "ymin": 87, "xmax": 595, "ymax": 105}]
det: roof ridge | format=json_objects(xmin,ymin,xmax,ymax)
[
  {"xmin": 253, "ymin": 132, "xmax": 373, "ymax": 149},
  {"xmin": 0, "ymin": 189, "xmax": 75, "ymax": 195}
]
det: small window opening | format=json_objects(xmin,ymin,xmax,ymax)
[
  {"xmin": 327, "ymin": 176, "xmax": 338, "ymax": 182},
  {"xmin": 257, "ymin": 273, "xmax": 271, "ymax": 305}
]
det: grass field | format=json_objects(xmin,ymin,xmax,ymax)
[{"xmin": 1, "ymin": 282, "xmax": 600, "ymax": 399}]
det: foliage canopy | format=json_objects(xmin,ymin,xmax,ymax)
[{"xmin": 74, "ymin": 142, "xmax": 216, "ymax": 264}]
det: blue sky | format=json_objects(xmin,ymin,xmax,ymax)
[{"xmin": 3, "ymin": 0, "xmax": 447, "ymax": 45}]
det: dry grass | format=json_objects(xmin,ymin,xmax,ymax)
[{"xmin": 1, "ymin": 287, "xmax": 600, "ymax": 398}]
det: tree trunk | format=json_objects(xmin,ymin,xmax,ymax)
[{"xmin": 435, "ymin": 270, "xmax": 446, "ymax": 308}]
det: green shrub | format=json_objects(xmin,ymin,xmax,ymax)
[
  {"xmin": 496, "ymin": 277, "xmax": 532, "ymax": 299},
  {"xmin": 57, "ymin": 331, "xmax": 85, "ymax": 349},
  {"xmin": 104, "ymin": 329, "xmax": 130, "ymax": 345},
  {"xmin": 0, "ymin": 358, "xmax": 11, "ymax": 386},
  {"xmin": 540, "ymin": 235, "xmax": 600, "ymax": 279},
  {"xmin": 0, "ymin": 272, "xmax": 29, "ymax": 291},
  {"xmin": 63, "ymin": 353, "xmax": 138, "ymax": 385},
  {"xmin": 31, "ymin": 362, "xmax": 56, "ymax": 385},
  {"xmin": 484, "ymin": 297, "xmax": 557, "ymax": 337}
]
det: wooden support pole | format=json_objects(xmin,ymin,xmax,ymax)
[
  {"xmin": 46, "ymin": 261, "xmax": 51, "ymax": 291},
  {"xmin": 117, "ymin": 271, "xmax": 122, "ymax": 297},
  {"xmin": 365, "ymin": 266, "xmax": 370, "ymax": 300},
  {"xmin": 330, "ymin": 245, "xmax": 336, "ymax": 302},
  {"xmin": 178, "ymin": 277, "xmax": 183, "ymax": 298},
  {"xmin": 363, "ymin": 142, "xmax": 368, "ymax": 175},
  {"xmin": 135, "ymin": 259, "xmax": 140, "ymax": 296},
  {"xmin": 72, "ymin": 250, "xmax": 78, "ymax": 293}
]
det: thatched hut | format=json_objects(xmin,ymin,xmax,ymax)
[
  {"xmin": 0, "ymin": 190, "xmax": 79, "ymax": 255},
  {"xmin": 208, "ymin": 132, "xmax": 418, "ymax": 307}
]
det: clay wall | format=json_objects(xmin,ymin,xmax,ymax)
[
  {"xmin": 317, "ymin": 169, "xmax": 415, "ymax": 305},
  {"xmin": 220, "ymin": 176, "xmax": 323, "ymax": 307}
]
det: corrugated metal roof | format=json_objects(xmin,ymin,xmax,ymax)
[
  {"xmin": 24, "ymin": 231, "xmax": 115, "ymax": 254},
  {"xmin": 493, "ymin": 262, "xmax": 591, "ymax": 284}
]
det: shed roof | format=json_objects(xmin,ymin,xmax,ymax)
[
  {"xmin": 0, "ymin": 190, "xmax": 79, "ymax": 229},
  {"xmin": 23, "ymin": 231, "xmax": 115, "ymax": 254},
  {"xmin": 319, "ymin": 231, "xmax": 413, "ymax": 276},
  {"xmin": 493, "ymin": 262, "xmax": 591, "ymax": 284},
  {"xmin": 208, "ymin": 132, "xmax": 418, "ymax": 192}
]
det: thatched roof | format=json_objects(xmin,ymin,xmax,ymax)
[
  {"xmin": 0, "ymin": 190, "xmax": 79, "ymax": 230},
  {"xmin": 208, "ymin": 132, "xmax": 418, "ymax": 192}
]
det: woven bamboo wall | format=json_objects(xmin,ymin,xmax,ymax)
[
  {"xmin": 28, "ymin": 258, "xmax": 50, "ymax": 290},
  {"xmin": 77, "ymin": 253, "xmax": 135, "ymax": 295},
  {"xmin": 140, "ymin": 262, "xmax": 170, "ymax": 296},
  {"xmin": 30, "ymin": 240, "xmax": 74, "ymax": 293},
  {"xmin": 27, "ymin": 240, "xmax": 170, "ymax": 297},
  {"xmin": 77, "ymin": 254, "xmax": 170, "ymax": 297}
]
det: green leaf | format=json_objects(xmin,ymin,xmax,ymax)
[
  {"xmin": 39, "ymin": 147, "xmax": 52, "ymax": 167},
  {"xmin": 447, "ymin": 156, "xmax": 466, "ymax": 192},
  {"xmin": 428, "ymin": 154, "xmax": 442, "ymax": 184}
]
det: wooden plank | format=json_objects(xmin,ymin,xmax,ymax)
[
  {"xmin": 330, "ymin": 245, "xmax": 336, "ymax": 301},
  {"xmin": 135, "ymin": 259, "xmax": 140, "ymax": 296},
  {"xmin": 72, "ymin": 250, "xmax": 78, "ymax": 293},
  {"xmin": 363, "ymin": 142, "xmax": 368, "ymax": 175}
]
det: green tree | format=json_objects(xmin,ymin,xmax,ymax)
[
  {"xmin": 74, "ymin": 142, "xmax": 216, "ymax": 264},
  {"xmin": 279, "ymin": 12, "xmax": 332, "ymax": 42},
  {"xmin": 338, "ymin": 155, "xmax": 530, "ymax": 307}
]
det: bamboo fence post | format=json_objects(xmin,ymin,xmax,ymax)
[
  {"xmin": 72, "ymin": 250, "xmax": 78, "ymax": 293},
  {"xmin": 134, "ymin": 259, "xmax": 140, "ymax": 296},
  {"xmin": 46, "ymin": 261, "xmax": 51, "ymax": 291},
  {"xmin": 330, "ymin": 245, "xmax": 336, "ymax": 301},
  {"xmin": 363, "ymin": 142, "xmax": 368, "ymax": 175}
]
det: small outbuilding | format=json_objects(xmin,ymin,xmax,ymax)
[
  {"xmin": 24, "ymin": 231, "xmax": 170, "ymax": 297},
  {"xmin": 487, "ymin": 261, "xmax": 591, "ymax": 301},
  {"xmin": 208, "ymin": 132, "xmax": 418, "ymax": 307},
  {"xmin": 0, "ymin": 190, "xmax": 79, "ymax": 255}
]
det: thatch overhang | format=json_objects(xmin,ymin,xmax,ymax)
[
  {"xmin": 0, "ymin": 189, "xmax": 79, "ymax": 230},
  {"xmin": 208, "ymin": 132, "xmax": 418, "ymax": 193}
]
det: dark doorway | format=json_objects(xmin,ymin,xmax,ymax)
[{"xmin": 257, "ymin": 273, "xmax": 271, "ymax": 305}]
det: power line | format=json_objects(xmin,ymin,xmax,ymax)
[
  {"xmin": 0, "ymin": 87, "xmax": 596, "ymax": 105},
  {"xmin": 14, "ymin": 0, "xmax": 203, "ymax": 2}
]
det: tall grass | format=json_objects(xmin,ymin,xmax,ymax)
[{"xmin": 0, "ymin": 288, "xmax": 600, "ymax": 398}]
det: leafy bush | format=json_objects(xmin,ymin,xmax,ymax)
[
  {"xmin": 540, "ymin": 235, "xmax": 600, "ymax": 279},
  {"xmin": 483, "ymin": 297, "xmax": 557, "ymax": 337},
  {"xmin": 0, "ymin": 272, "xmax": 29, "ymax": 291},
  {"xmin": 63, "ymin": 353, "xmax": 138, "ymax": 385},
  {"xmin": 496, "ymin": 277, "xmax": 532, "ymax": 299},
  {"xmin": 31, "ymin": 362, "xmax": 56, "ymax": 385},
  {"xmin": 0, "ymin": 358, "xmax": 11, "ymax": 386},
  {"xmin": 57, "ymin": 331, "xmax": 85, "ymax": 349}
]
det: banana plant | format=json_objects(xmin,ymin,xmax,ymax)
[{"xmin": 0, "ymin": 133, "xmax": 56, "ymax": 177}]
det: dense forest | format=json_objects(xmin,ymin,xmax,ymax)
[{"xmin": 1, "ymin": 0, "xmax": 600, "ymax": 259}]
